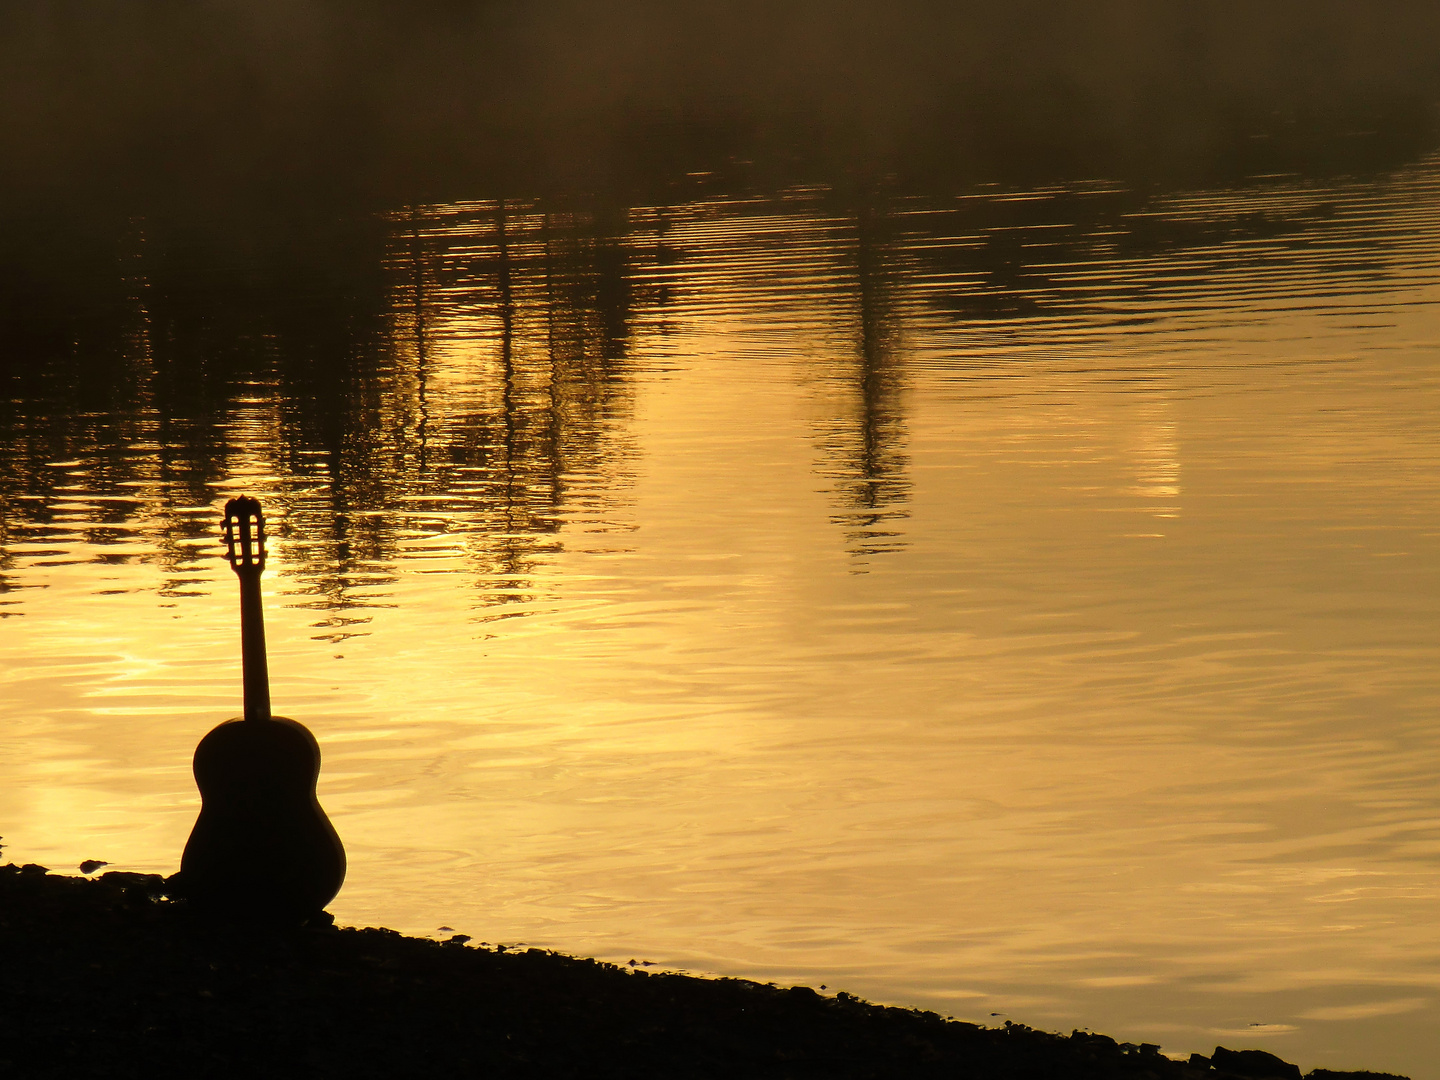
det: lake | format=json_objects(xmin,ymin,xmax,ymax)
[{"xmin": 3, "ymin": 153, "xmax": 1440, "ymax": 1075}]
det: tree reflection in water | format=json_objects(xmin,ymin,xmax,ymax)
[
  {"xmin": 820, "ymin": 199, "xmax": 911, "ymax": 562},
  {"xmin": 0, "ymin": 161, "xmax": 1433, "ymax": 624},
  {"xmin": 260, "ymin": 199, "xmax": 644, "ymax": 635},
  {"xmin": 0, "ymin": 202, "xmax": 644, "ymax": 635}
]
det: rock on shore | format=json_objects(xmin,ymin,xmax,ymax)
[{"xmin": 0, "ymin": 863, "xmax": 1411, "ymax": 1079}]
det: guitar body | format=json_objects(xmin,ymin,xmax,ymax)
[{"xmin": 181, "ymin": 715, "xmax": 346, "ymax": 925}]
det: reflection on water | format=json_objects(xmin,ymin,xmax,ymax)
[
  {"xmin": 0, "ymin": 186, "xmax": 929, "ymax": 616},
  {"xmin": 3, "ymin": 156, "xmax": 1440, "ymax": 1077}
]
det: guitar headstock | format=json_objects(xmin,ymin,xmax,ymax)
[{"xmin": 223, "ymin": 496, "xmax": 267, "ymax": 577}]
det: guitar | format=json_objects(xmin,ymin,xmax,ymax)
[{"xmin": 178, "ymin": 496, "xmax": 346, "ymax": 926}]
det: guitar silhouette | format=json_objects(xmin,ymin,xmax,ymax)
[{"xmin": 179, "ymin": 496, "xmax": 346, "ymax": 926}]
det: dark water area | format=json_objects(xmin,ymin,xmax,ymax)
[{"xmin": 5, "ymin": 5, "xmax": 1440, "ymax": 1077}]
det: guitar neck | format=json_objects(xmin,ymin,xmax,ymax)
[{"xmin": 237, "ymin": 568, "xmax": 271, "ymax": 721}]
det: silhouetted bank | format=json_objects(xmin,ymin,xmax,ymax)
[{"xmin": 0, "ymin": 864, "xmax": 1409, "ymax": 1080}]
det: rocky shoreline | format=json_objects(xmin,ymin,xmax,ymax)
[{"xmin": 0, "ymin": 863, "xmax": 1410, "ymax": 1079}]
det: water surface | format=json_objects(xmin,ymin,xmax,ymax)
[{"xmin": 3, "ymin": 159, "xmax": 1440, "ymax": 1075}]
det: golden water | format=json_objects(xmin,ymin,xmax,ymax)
[{"xmin": 3, "ymin": 160, "xmax": 1440, "ymax": 1075}]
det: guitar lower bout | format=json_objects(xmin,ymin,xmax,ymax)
[{"xmin": 179, "ymin": 714, "xmax": 347, "ymax": 926}]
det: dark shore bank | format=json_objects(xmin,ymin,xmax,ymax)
[{"xmin": 0, "ymin": 863, "xmax": 1408, "ymax": 1080}]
